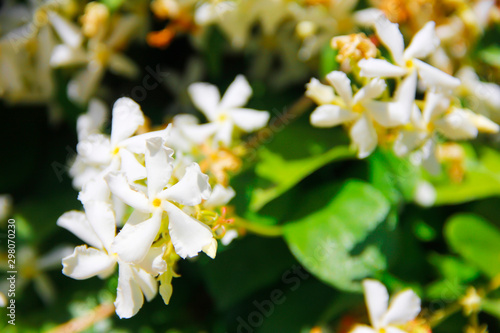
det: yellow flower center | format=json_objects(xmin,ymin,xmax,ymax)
[
  {"xmin": 405, "ymin": 59, "xmax": 414, "ymax": 69},
  {"xmin": 218, "ymin": 112, "xmax": 228, "ymax": 122},
  {"xmin": 152, "ymin": 198, "xmax": 162, "ymax": 208},
  {"xmin": 352, "ymin": 103, "xmax": 364, "ymax": 113},
  {"xmin": 112, "ymin": 147, "xmax": 120, "ymax": 155}
]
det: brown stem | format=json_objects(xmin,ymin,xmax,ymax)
[{"xmin": 48, "ymin": 303, "xmax": 115, "ymax": 333}]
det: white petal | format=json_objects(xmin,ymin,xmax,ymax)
[
  {"xmin": 353, "ymin": 8, "xmax": 385, "ymax": 27},
  {"xmin": 350, "ymin": 114, "xmax": 378, "ymax": 159},
  {"xmin": 131, "ymin": 267, "xmax": 157, "ymax": 302},
  {"xmin": 221, "ymin": 229, "xmax": 238, "ymax": 246},
  {"xmin": 62, "ymin": 246, "xmax": 116, "ymax": 280},
  {"xmin": 119, "ymin": 149, "xmax": 147, "ymax": 182},
  {"xmin": 353, "ymin": 78, "xmax": 387, "ymax": 104},
  {"xmin": 111, "ymin": 97, "xmax": 145, "ymax": 146},
  {"xmin": 160, "ymin": 163, "xmax": 211, "ymax": 206},
  {"xmin": 111, "ymin": 211, "xmax": 161, "ymax": 263},
  {"xmin": 421, "ymin": 139, "xmax": 441, "ymax": 175},
  {"xmin": 204, "ymin": 184, "xmax": 235, "ymax": 208},
  {"xmin": 76, "ymin": 134, "xmax": 112, "ymax": 165},
  {"xmin": 164, "ymin": 201, "xmax": 214, "ymax": 259},
  {"xmin": 422, "ymin": 91, "xmax": 449, "ymax": 124},
  {"xmin": 57, "ymin": 211, "xmax": 102, "ymax": 249},
  {"xmin": 145, "ymin": 137, "xmax": 174, "ymax": 198},
  {"xmin": 78, "ymin": 177, "xmax": 110, "ymax": 205},
  {"xmin": 305, "ymin": 78, "xmax": 336, "ymax": 105},
  {"xmin": 370, "ymin": 71, "xmax": 417, "ymax": 127},
  {"xmin": 105, "ymin": 172, "xmax": 150, "ymax": 212},
  {"xmin": 362, "ymin": 279, "xmax": 389, "ymax": 328},
  {"xmin": 115, "ymin": 263, "xmax": 144, "ymax": 319},
  {"xmin": 214, "ymin": 120, "xmax": 234, "ymax": 146},
  {"xmin": 367, "ymin": 101, "xmax": 404, "ymax": 128},
  {"xmin": 358, "ymin": 59, "xmax": 407, "ymax": 78},
  {"xmin": 121, "ymin": 125, "xmax": 171, "ymax": 154},
  {"xmin": 404, "ymin": 21, "xmax": 440, "ymax": 60},
  {"xmin": 230, "ymin": 108, "xmax": 270, "ymax": 132},
  {"xmin": 434, "ymin": 108, "xmax": 478, "ymax": 140},
  {"xmin": 381, "ymin": 289, "xmax": 421, "ymax": 326},
  {"xmin": 464, "ymin": 110, "xmax": 500, "ymax": 133},
  {"xmin": 393, "ymin": 130, "xmax": 427, "ymax": 156},
  {"xmin": 67, "ymin": 63, "xmax": 105, "ymax": 104},
  {"xmin": 202, "ymin": 238, "xmax": 218, "ymax": 259},
  {"xmin": 48, "ymin": 11, "xmax": 83, "ymax": 48},
  {"xmin": 386, "ymin": 327, "xmax": 408, "ymax": 333},
  {"xmin": 374, "ymin": 16, "xmax": 405, "ymax": 65},
  {"xmin": 326, "ymin": 71, "xmax": 353, "ymax": 105},
  {"xmin": 188, "ymin": 82, "xmax": 221, "ymax": 121},
  {"xmin": 83, "ymin": 201, "xmax": 116, "ymax": 252},
  {"xmin": 37, "ymin": 245, "xmax": 74, "ymax": 271},
  {"xmin": 414, "ymin": 180, "xmax": 437, "ymax": 207},
  {"xmin": 349, "ymin": 325, "xmax": 377, "ymax": 333},
  {"xmin": 179, "ymin": 123, "xmax": 219, "ymax": 145},
  {"xmin": 108, "ymin": 53, "xmax": 139, "ymax": 79},
  {"xmin": 50, "ymin": 44, "xmax": 87, "ymax": 67},
  {"xmin": 310, "ymin": 104, "xmax": 357, "ymax": 127},
  {"xmin": 137, "ymin": 245, "xmax": 167, "ymax": 276},
  {"xmin": 414, "ymin": 59, "xmax": 460, "ymax": 91},
  {"xmin": 219, "ymin": 75, "xmax": 252, "ymax": 110},
  {"xmin": 77, "ymin": 98, "xmax": 108, "ymax": 141}
]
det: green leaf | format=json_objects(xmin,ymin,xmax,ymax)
[
  {"xmin": 319, "ymin": 43, "xmax": 338, "ymax": 78},
  {"xmin": 479, "ymin": 45, "xmax": 500, "ymax": 68},
  {"xmin": 283, "ymin": 180, "xmax": 390, "ymax": 291},
  {"xmin": 99, "ymin": 0, "xmax": 125, "ymax": 11},
  {"xmin": 435, "ymin": 146, "xmax": 500, "ymax": 205},
  {"xmin": 369, "ymin": 148, "xmax": 420, "ymax": 205},
  {"xmin": 444, "ymin": 213, "xmax": 500, "ymax": 279},
  {"xmin": 250, "ymin": 145, "xmax": 355, "ymax": 211},
  {"xmin": 482, "ymin": 299, "xmax": 500, "ymax": 319},
  {"xmin": 198, "ymin": 236, "xmax": 296, "ymax": 311}
]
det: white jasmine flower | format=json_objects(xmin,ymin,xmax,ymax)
[
  {"xmin": 70, "ymin": 97, "xmax": 169, "ymax": 189},
  {"xmin": 58, "ymin": 198, "xmax": 166, "ymax": 318},
  {"xmin": 308, "ymin": 71, "xmax": 414, "ymax": 158},
  {"xmin": 76, "ymin": 98, "xmax": 108, "ymax": 141},
  {"xmin": 358, "ymin": 17, "xmax": 460, "ymax": 92},
  {"xmin": 350, "ymin": 279, "xmax": 421, "ymax": 333},
  {"xmin": 187, "ymin": 75, "xmax": 270, "ymax": 147},
  {"xmin": 394, "ymin": 92, "xmax": 498, "ymax": 174},
  {"xmin": 50, "ymin": 12, "xmax": 141, "ymax": 103},
  {"xmin": 106, "ymin": 137, "xmax": 214, "ymax": 261}
]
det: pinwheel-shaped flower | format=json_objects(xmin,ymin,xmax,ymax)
[
  {"xmin": 71, "ymin": 97, "xmax": 168, "ymax": 188},
  {"xmin": 350, "ymin": 279, "xmax": 421, "ymax": 333},
  {"xmin": 106, "ymin": 137, "xmax": 215, "ymax": 262},
  {"xmin": 58, "ymin": 193, "xmax": 166, "ymax": 318},
  {"xmin": 308, "ymin": 70, "xmax": 415, "ymax": 158},
  {"xmin": 187, "ymin": 75, "xmax": 270, "ymax": 146},
  {"xmin": 358, "ymin": 16, "xmax": 460, "ymax": 92}
]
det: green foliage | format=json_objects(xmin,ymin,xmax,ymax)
[
  {"xmin": 444, "ymin": 213, "xmax": 500, "ymax": 279},
  {"xmin": 283, "ymin": 180, "xmax": 390, "ymax": 291}
]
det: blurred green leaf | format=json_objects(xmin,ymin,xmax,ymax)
[
  {"xmin": 483, "ymin": 299, "xmax": 500, "ymax": 319},
  {"xmin": 369, "ymin": 148, "xmax": 419, "ymax": 205},
  {"xmin": 319, "ymin": 43, "xmax": 338, "ymax": 78},
  {"xmin": 198, "ymin": 236, "xmax": 296, "ymax": 311},
  {"xmin": 444, "ymin": 213, "xmax": 500, "ymax": 279},
  {"xmin": 435, "ymin": 147, "xmax": 500, "ymax": 205},
  {"xmin": 479, "ymin": 45, "xmax": 500, "ymax": 67},
  {"xmin": 250, "ymin": 145, "xmax": 354, "ymax": 211},
  {"xmin": 425, "ymin": 254, "xmax": 480, "ymax": 301},
  {"xmin": 284, "ymin": 180, "xmax": 390, "ymax": 291}
]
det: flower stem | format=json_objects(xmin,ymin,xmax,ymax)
[{"xmin": 234, "ymin": 217, "xmax": 284, "ymax": 237}]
